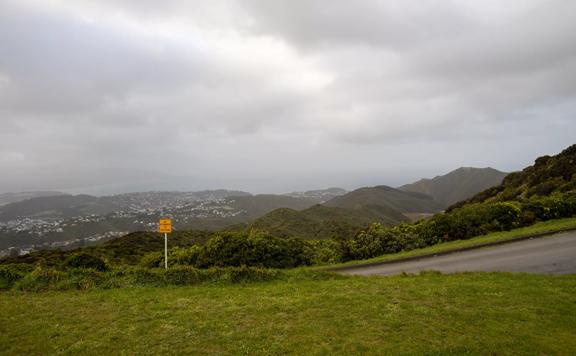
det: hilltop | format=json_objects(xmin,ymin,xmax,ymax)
[{"xmin": 399, "ymin": 167, "xmax": 507, "ymax": 207}]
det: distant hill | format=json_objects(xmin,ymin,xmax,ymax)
[
  {"xmin": 449, "ymin": 144, "xmax": 576, "ymax": 210},
  {"xmin": 0, "ymin": 191, "xmax": 66, "ymax": 207},
  {"xmin": 399, "ymin": 167, "xmax": 508, "ymax": 207},
  {"xmin": 250, "ymin": 204, "xmax": 403, "ymax": 240},
  {"xmin": 250, "ymin": 185, "xmax": 443, "ymax": 239},
  {"xmin": 0, "ymin": 190, "xmax": 253, "ymax": 222},
  {"xmin": 0, "ymin": 191, "xmax": 318, "ymax": 251},
  {"xmin": 228, "ymin": 195, "xmax": 316, "ymax": 218},
  {"xmin": 325, "ymin": 185, "xmax": 443, "ymax": 214},
  {"xmin": 0, "ymin": 194, "xmax": 114, "ymax": 221},
  {"xmin": 284, "ymin": 188, "xmax": 347, "ymax": 203}
]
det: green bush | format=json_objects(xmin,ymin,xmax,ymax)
[
  {"xmin": 521, "ymin": 193, "xmax": 576, "ymax": 222},
  {"xmin": 138, "ymin": 252, "xmax": 164, "ymax": 268},
  {"xmin": 163, "ymin": 266, "xmax": 208, "ymax": 285},
  {"xmin": 346, "ymin": 223, "xmax": 419, "ymax": 261},
  {"xmin": 306, "ymin": 239, "xmax": 343, "ymax": 265},
  {"xmin": 193, "ymin": 231, "xmax": 312, "ymax": 269},
  {"xmin": 0, "ymin": 264, "xmax": 33, "ymax": 289},
  {"xmin": 172, "ymin": 245, "xmax": 202, "ymax": 266},
  {"xmin": 4, "ymin": 265, "xmax": 286, "ymax": 292},
  {"xmin": 417, "ymin": 202, "xmax": 522, "ymax": 243},
  {"xmin": 14, "ymin": 267, "xmax": 67, "ymax": 292},
  {"xmin": 62, "ymin": 268, "xmax": 106, "ymax": 290},
  {"xmin": 62, "ymin": 253, "xmax": 108, "ymax": 271}
]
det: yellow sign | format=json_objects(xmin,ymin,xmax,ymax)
[{"xmin": 159, "ymin": 219, "xmax": 172, "ymax": 233}]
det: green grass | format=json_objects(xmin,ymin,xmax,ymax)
[
  {"xmin": 1, "ymin": 273, "xmax": 576, "ymax": 354},
  {"xmin": 321, "ymin": 217, "xmax": 576, "ymax": 270}
]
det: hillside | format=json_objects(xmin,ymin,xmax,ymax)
[
  {"xmin": 0, "ymin": 194, "xmax": 115, "ymax": 221},
  {"xmin": 324, "ymin": 185, "xmax": 443, "ymax": 213},
  {"xmin": 284, "ymin": 188, "xmax": 347, "ymax": 203},
  {"xmin": 399, "ymin": 167, "xmax": 507, "ymax": 207},
  {"xmin": 0, "ymin": 190, "xmax": 253, "ymax": 221},
  {"xmin": 249, "ymin": 186, "xmax": 440, "ymax": 239},
  {"xmin": 0, "ymin": 230, "xmax": 213, "ymax": 266},
  {"xmin": 227, "ymin": 194, "xmax": 316, "ymax": 219},
  {"xmin": 449, "ymin": 144, "xmax": 576, "ymax": 210},
  {"xmin": 250, "ymin": 204, "xmax": 403, "ymax": 240},
  {"xmin": 0, "ymin": 191, "xmax": 318, "ymax": 253},
  {"xmin": 0, "ymin": 191, "xmax": 66, "ymax": 206}
]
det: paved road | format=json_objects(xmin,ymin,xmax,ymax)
[{"xmin": 339, "ymin": 231, "xmax": 576, "ymax": 276}]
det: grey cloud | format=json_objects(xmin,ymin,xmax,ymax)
[
  {"xmin": 0, "ymin": 4, "xmax": 209, "ymax": 117},
  {"xmin": 0, "ymin": 0, "xmax": 575, "ymax": 194},
  {"xmin": 239, "ymin": 0, "xmax": 576, "ymax": 143},
  {"xmin": 242, "ymin": 0, "xmax": 474, "ymax": 50}
]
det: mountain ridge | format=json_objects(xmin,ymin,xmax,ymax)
[{"xmin": 399, "ymin": 167, "xmax": 507, "ymax": 207}]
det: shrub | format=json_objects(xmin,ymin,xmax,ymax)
[
  {"xmin": 139, "ymin": 252, "xmax": 164, "ymax": 268},
  {"xmin": 193, "ymin": 231, "xmax": 312, "ymax": 269},
  {"xmin": 172, "ymin": 246, "xmax": 202, "ymax": 266},
  {"xmin": 63, "ymin": 253, "xmax": 108, "ymax": 271},
  {"xmin": 418, "ymin": 202, "xmax": 522, "ymax": 242},
  {"xmin": 14, "ymin": 267, "xmax": 66, "ymax": 291},
  {"xmin": 163, "ymin": 266, "xmax": 207, "ymax": 285},
  {"xmin": 64, "ymin": 268, "xmax": 106, "ymax": 290},
  {"xmin": 306, "ymin": 239, "xmax": 343, "ymax": 265},
  {"xmin": 0, "ymin": 264, "xmax": 33, "ymax": 289},
  {"xmin": 131, "ymin": 267, "xmax": 163, "ymax": 286},
  {"xmin": 347, "ymin": 223, "xmax": 415, "ymax": 260},
  {"xmin": 522, "ymin": 192, "xmax": 576, "ymax": 221}
]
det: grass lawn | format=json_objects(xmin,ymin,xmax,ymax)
[
  {"xmin": 320, "ymin": 217, "xmax": 576, "ymax": 270},
  {"xmin": 1, "ymin": 273, "xmax": 576, "ymax": 355}
]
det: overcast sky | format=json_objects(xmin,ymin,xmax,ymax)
[{"xmin": 0, "ymin": 0, "xmax": 575, "ymax": 195}]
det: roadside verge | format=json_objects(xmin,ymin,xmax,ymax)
[{"xmin": 318, "ymin": 218, "xmax": 576, "ymax": 272}]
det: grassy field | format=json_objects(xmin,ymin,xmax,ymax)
[
  {"xmin": 321, "ymin": 217, "xmax": 576, "ymax": 270},
  {"xmin": 1, "ymin": 273, "xmax": 576, "ymax": 355}
]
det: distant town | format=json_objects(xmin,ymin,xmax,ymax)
[{"xmin": 0, "ymin": 194, "xmax": 249, "ymax": 257}]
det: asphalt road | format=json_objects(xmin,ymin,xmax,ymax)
[{"xmin": 339, "ymin": 231, "xmax": 576, "ymax": 276}]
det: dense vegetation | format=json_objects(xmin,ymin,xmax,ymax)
[{"xmin": 0, "ymin": 230, "xmax": 213, "ymax": 267}]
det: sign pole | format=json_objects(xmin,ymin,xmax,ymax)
[
  {"xmin": 164, "ymin": 232, "xmax": 168, "ymax": 270},
  {"xmin": 159, "ymin": 218, "xmax": 172, "ymax": 270}
]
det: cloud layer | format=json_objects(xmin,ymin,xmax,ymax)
[{"xmin": 1, "ymin": 0, "xmax": 575, "ymax": 194}]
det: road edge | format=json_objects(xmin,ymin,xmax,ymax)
[{"xmin": 325, "ymin": 227, "xmax": 576, "ymax": 272}]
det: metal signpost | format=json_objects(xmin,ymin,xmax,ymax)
[{"xmin": 159, "ymin": 219, "xmax": 172, "ymax": 269}]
